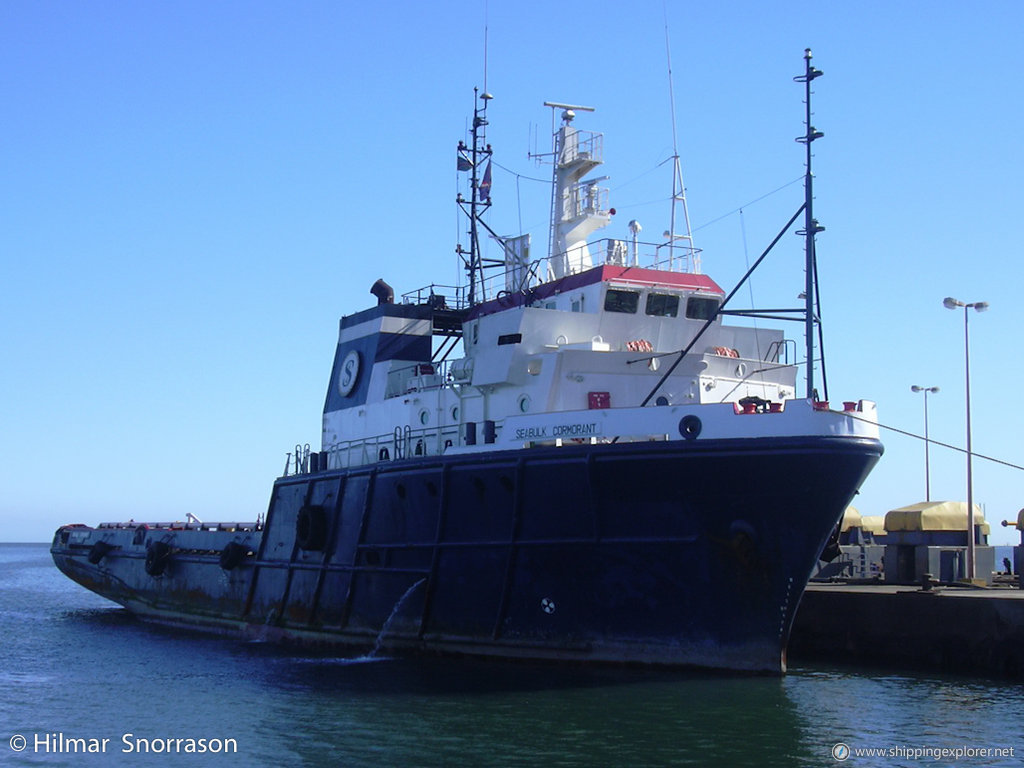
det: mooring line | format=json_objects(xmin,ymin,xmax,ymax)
[{"xmin": 837, "ymin": 409, "xmax": 1024, "ymax": 473}]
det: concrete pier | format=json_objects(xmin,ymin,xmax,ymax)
[{"xmin": 789, "ymin": 583, "xmax": 1024, "ymax": 679}]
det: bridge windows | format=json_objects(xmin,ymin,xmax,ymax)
[
  {"xmin": 685, "ymin": 296, "xmax": 720, "ymax": 320},
  {"xmin": 604, "ymin": 288, "xmax": 639, "ymax": 313},
  {"xmin": 603, "ymin": 286, "xmax": 722, "ymax": 322},
  {"xmin": 645, "ymin": 292, "xmax": 680, "ymax": 317}
]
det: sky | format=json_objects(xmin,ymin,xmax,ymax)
[{"xmin": 3, "ymin": 0, "xmax": 1023, "ymax": 544}]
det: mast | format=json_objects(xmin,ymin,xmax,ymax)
[
  {"xmin": 664, "ymin": 22, "xmax": 699, "ymax": 273},
  {"xmin": 456, "ymin": 88, "xmax": 494, "ymax": 306},
  {"xmin": 540, "ymin": 102, "xmax": 610, "ymax": 279},
  {"xmin": 635, "ymin": 49, "xmax": 827, "ymax": 410},
  {"xmin": 795, "ymin": 48, "xmax": 825, "ymax": 399}
]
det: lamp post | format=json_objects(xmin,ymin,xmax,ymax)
[
  {"xmin": 910, "ymin": 385, "xmax": 939, "ymax": 501},
  {"xmin": 943, "ymin": 296, "xmax": 989, "ymax": 581}
]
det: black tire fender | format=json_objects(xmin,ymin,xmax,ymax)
[
  {"xmin": 87, "ymin": 540, "xmax": 113, "ymax": 565},
  {"xmin": 145, "ymin": 541, "xmax": 172, "ymax": 576},
  {"xmin": 296, "ymin": 505, "xmax": 328, "ymax": 551},
  {"xmin": 219, "ymin": 541, "xmax": 248, "ymax": 571}
]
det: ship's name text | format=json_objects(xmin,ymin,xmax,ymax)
[{"xmin": 515, "ymin": 422, "xmax": 599, "ymax": 440}]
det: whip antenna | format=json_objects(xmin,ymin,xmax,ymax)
[{"xmin": 663, "ymin": 16, "xmax": 699, "ymax": 273}]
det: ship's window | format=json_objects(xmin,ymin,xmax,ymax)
[
  {"xmin": 686, "ymin": 296, "xmax": 720, "ymax": 320},
  {"xmin": 604, "ymin": 289, "xmax": 639, "ymax": 314},
  {"xmin": 646, "ymin": 293, "xmax": 679, "ymax": 317}
]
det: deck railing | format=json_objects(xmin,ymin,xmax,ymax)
[
  {"xmin": 403, "ymin": 236, "xmax": 704, "ymax": 310},
  {"xmin": 321, "ymin": 423, "xmax": 464, "ymax": 471},
  {"xmin": 97, "ymin": 521, "xmax": 259, "ymax": 532}
]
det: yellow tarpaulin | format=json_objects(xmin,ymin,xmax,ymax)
[
  {"xmin": 860, "ymin": 515, "xmax": 886, "ymax": 535},
  {"xmin": 840, "ymin": 506, "xmax": 861, "ymax": 531},
  {"xmin": 884, "ymin": 501, "xmax": 989, "ymax": 534}
]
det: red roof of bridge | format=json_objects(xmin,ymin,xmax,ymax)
[{"xmin": 469, "ymin": 265, "xmax": 724, "ymax": 319}]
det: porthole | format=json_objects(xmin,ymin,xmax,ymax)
[
  {"xmin": 517, "ymin": 394, "xmax": 531, "ymax": 413},
  {"xmin": 450, "ymin": 405, "xmax": 460, "ymax": 421},
  {"xmin": 419, "ymin": 409, "xmax": 430, "ymax": 425},
  {"xmin": 679, "ymin": 415, "xmax": 702, "ymax": 440}
]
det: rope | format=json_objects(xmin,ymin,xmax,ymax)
[
  {"xmin": 694, "ymin": 176, "xmax": 804, "ymax": 233},
  {"xmin": 491, "ymin": 160, "xmax": 548, "ymax": 184},
  {"xmin": 836, "ymin": 409, "xmax": 1024, "ymax": 473}
]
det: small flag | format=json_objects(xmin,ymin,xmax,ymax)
[
  {"xmin": 478, "ymin": 160, "xmax": 492, "ymax": 201},
  {"xmin": 457, "ymin": 149, "xmax": 473, "ymax": 171}
]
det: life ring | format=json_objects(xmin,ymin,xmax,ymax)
[
  {"xmin": 219, "ymin": 541, "xmax": 248, "ymax": 571},
  {"xmin": 87, "ymin": 540, "xmax": 113, "ymax": 565},
  {"xmin": 296, "ymin": 505, "xmax": 328, "ymax": 551},
  {"xmin": 144, "ymin": 541, "xmax": 172, "ymax": 577}
]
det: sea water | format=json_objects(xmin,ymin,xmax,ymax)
[{"xmin": 2, "ymin": 543, "xmax": 1021, "ymax": 767}]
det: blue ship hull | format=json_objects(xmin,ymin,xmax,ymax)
[{"xmin": 51, "ymin": 434, "xmax": 881, "ymax": 673}]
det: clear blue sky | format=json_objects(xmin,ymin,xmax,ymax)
[{"xmin": 3, "ymin": 1, "xmax": 1023, "ymax": 544}]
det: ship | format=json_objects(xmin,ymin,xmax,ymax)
[{"xmin": 51, "ymin": 51, "xmax": 882, "ymax": 673}]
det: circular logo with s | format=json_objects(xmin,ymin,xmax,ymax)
[{"xmin": 337, "ymin": 350, "xmax": 361, "ymax": 397}]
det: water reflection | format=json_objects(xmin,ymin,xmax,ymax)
[
  {"xmin": 259, "ymin": 656, "xmax": 813, "ymax": 767},
  {"xmin": 9, "ymin": 544, "xmax": 1023, "ymax": 768},
  {"xmin": 785, "ymin": 665, "xmax": 1024, "ymax": 767}
]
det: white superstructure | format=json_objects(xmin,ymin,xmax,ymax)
[{"xmin": 315, "ymin": 99, "xmax": 878, "ymax": 474}]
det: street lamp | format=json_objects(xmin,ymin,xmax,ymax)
[
  {"xmin": 910, "ymin": 385, "xmax": 939, "ymax": 501},
  {"xmin": 943, "ymin": 296, "xmax": 989, "ymax": 581}
]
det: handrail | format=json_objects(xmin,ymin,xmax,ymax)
[
  {"xmin": 282, "ymin": 423, "xmax": 466, "ymax": 475},
  {"xmin": 97, "ymin": 521, "xmax": 260, "ymax": 532},
  {"xmin": 404, "ymin": 236, "xmax": 710, "ymax": 309}
]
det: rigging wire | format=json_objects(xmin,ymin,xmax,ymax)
[
  {"xmin": 631, "ymin": 204, "xmax": 806, "ymax": 405},
  {"xmin": 694, "ymin": 176, "xmax": 804, "ymax": 233},
  {"xmin": 839, "ymin": 411, "xmax": 1024, "ymax": 474},
  {"xmin": 491, "ymin": 160, "xmax": 549, "ymax": 184},
  {"xmin": 590, "ymin": 174, "xmax": 805, "ymax": 224},
  {"xmin": 610, "ymin": 154, "xmax": 675, "ymax": 193},
  {"xmin": 491, "ymin": 158, "xmax": 802, "ymax": 244}
]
